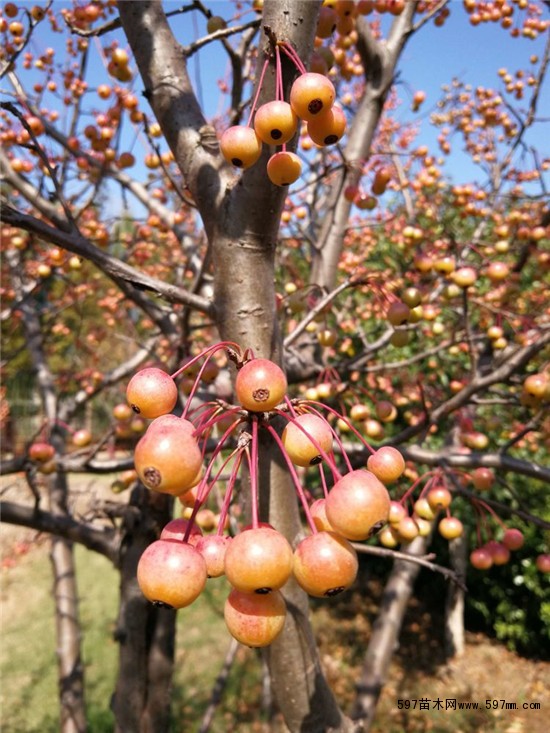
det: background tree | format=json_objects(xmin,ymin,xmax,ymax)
[{"xmin": 1, "ymin": 1, "xmax": 549, "ymax": 732}]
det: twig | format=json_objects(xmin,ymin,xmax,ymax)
[
  {"xmin": 198, "ymin": 637, "xmax": 240, "ymax": 733},
  {"xmin": 352, "ymin": 542, "xmax": 467, "ymax": 591}
]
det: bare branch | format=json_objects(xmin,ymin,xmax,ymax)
[
  {"xmin": 0, "ymin": 500, "xmax": 119, "ymax": 562},
  {"xmin": 1, "ymin": 204, "xmax": 214, "ymax": 315},
  {"xmin": 352, "ymin": 542, "xmax": 467, "ymax": 590}
]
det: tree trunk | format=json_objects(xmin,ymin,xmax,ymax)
[
  {"xmin": 352, "ymin": 536, "xmax": 428, "ymax": 730},
  {"xmin": 111, "ymin": 487, "xmax": 176, "ymax": 733},
  {"xmin": 50, "ymin": 531, "xmax": 87, "ymax": 733},
  {"xmin": 445, "ymin": 534, "xmax": 466, "ymax": 658},
  {"xmin": 47, "ymin": 463, "xmax": 87, "ymax": 733}
]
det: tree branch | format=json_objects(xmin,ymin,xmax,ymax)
[{"xmin": 0, "ymin": 500, "xmax": 119, "ymax": 563}]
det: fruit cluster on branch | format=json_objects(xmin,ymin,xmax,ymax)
[{"xmin": 120, "ymin": 342, "xmax": 544, "ymax": 647}]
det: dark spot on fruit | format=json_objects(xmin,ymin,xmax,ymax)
[
  {"xmin": 255, "ymin": 587, "xmax": 272, "ymax": 594},
  {"xmin": 368, "ymin": 521, "xmax": 386, "ymax": 537},
  {"xmin": 143, "ymin": 467, "xmax": 161, "ymax": 489},
  {"xmin": 309, "ymin": 455, "xmax": 323, "ymax": 466},
  {"xmin": 324, "ymin": 134, "xmax": 338, "ymax": 145},
  {"xmin": 231, "ymin": 157, "xmax": 243, "ymax": 167},
  {"xmin": 271, "ymin": 128, "xmax": 282, "ymax": 140},
  {"xmin": 131, "ymin": 403, "xmax": 141, "ymax": 414},
  {"xmin": 308, "ymin": 98, "xmax": 324, "ymax": 115},
  {"xmin": 325, "ymin": 586, "xmax": 345, "ymax": 597},
  {"xmin": 252, "ymin": 388, "xmax": 270, "ymax": 403},
  {"xmin": 152, "ymin": 600, "xmax": 174, "ymax": 609}
]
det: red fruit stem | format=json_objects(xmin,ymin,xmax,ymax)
[
  {"xmin": 247, "ymin": 57, "xmax": 270, "ymax": 128},
  {"xmin": 52, "ymin": 418, "xmax": 74, "ymax": 435},
  {"xmin": 278, "ymin": 41, "xmax": 307, "ymax": 75},
  {"xmin": 319, "ymin": 462, "xmax": 330, "ymax": 499},
  {"xmin": 306, "ymin": 404, "xmax": 355, "ymax": 474},
  {"xmin": 264, "ymin": 423, "xmax": 317, "ymax": 534},
  {"xmin": 401, "ymin": 469, "xmax": 441, "ymax": 505},
  {"xmin": 248, "ymin": 418, "xmax": 260, "ymax": 529},
  {"xmin": 216, "ymin": 449, "xmax": 244, "ymax": 537},
  {"xmin": 472, "ymin": 497, "xmax": 507, "ymax": 531},
  {"xmin": 194, "ymin": 405, "xmax": 244, "ymax": 438},
  {"xmin": 182, "ymin": 446, "xmax": 243, "ymax": 544},
  {"xmin": 170, "ymin": 341, "xmax": 241, "ymax": 381},
  {"xmin": 283, "ymin": 395, "xmax": 299, "ymax": 418},
  {"xmin": 197, "ymin": 417, "xmax": 247, "ymax": 503},
  {"xmin": 180, "ymin": 353, "xmax": 223, "ymax": 421},
  {"xmin": 306, "ymin": 398, "xmax": 377, "ymax": 460}
]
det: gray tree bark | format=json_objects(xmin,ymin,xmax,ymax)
[
  {"xmin": 445, "ymin": 534, "xmax": 467, "ymax": 658},
  {"xmin": 352, "ymin": 536, "xmax": 428, "ymax": 731}
]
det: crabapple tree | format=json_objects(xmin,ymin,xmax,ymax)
[{"xmin": 1, "ymin": 1, "xmax": 549, "ymax": 733}]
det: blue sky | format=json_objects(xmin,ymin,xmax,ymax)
[
  {"xmin": 159, "ymin": 1, "xmax": 550, "ymax": 188},
  {"xmin": 21, "ymin": 1, "xmax": 550, "ymax": 202}
]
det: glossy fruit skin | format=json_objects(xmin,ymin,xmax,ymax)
[
  {"xmin": 254, "ymin": 101, "xmax": 298, "ymax": 145},
  {"xmin": 470, "ymin": 547, "xmax": 493, "ymax": 570},
  {"xmin": 266, "ymin": 151, "xmax": 302, "ymax": 186},
  {"xmin": 126, "ymin": 367, "xmax": 178, "ymax": 419},
  {"xmin": 502, "ymin": 528, "xmax": 524, "ymax": 551},
  {"xmin": 72, "ymin": 429, "xmax": 92, "ymax": 448},
  {"xmin": 219, "ymin": 125, "xmax": 262, "ymax": 169},
  {"xmin": 160, "ymin": 517, "xmax": 202, "ymax": 545},
  {"xmin": 195, "ymin": 535, "xmax": 231, "ymax": 578},
  {"xmin": 307, "ymin": 105, "xmax": 347, "ymax": 146},
  {"xmin": 137, "ymin": 539, "xmax": 207, "ymax": 609},
  {"xmin": 309, "ymin": 498, "xmax": 334, "ymax": 531},
  {"xmin": 386, "ymin": 300, "xmax": 410, "ymax": 326},
  {"xmin": 485, "ymin": 540, "xmax": 510, "ymax": 566},
  {"xmin": 438, "ymin": 516, "xmax": 464, "ymax": 540},
  {"xmin": 281, "ymin": 413, "xmax": 333, "ymax": 467},
  {"xmin": 367, "ymin": 446, "xmax": 405, "ymax": 484},
  {"xmin": 535, "ymin": 554, "xmax": 550, "ymax": 573},
  {"xmin": 28, "ymin": 441, "xmax": 55, "ymax": 462},
  {"xmin": 413, "ymin": 498, "xmax": 435, "ymax": 521},
  {"xmin": 224, "ymin": 527, "xmax": 293, "ymax": 593},
  {"xmin": 293, "ymin": 531, "xmax": 358, "ymax": 597},
  {"xmin": 235, "ymin": 358, "xmax": 287, "ymax": 412},
  {"xmin": 325, "ymin": 469, "xmax": 391, "ymax": 541},
  {"xmin": 396, "ymin": 516, "xmax": 420, "ymax": 542},
  {"xmin": 371, "ymin": 166, "xmax": 391, "ymax": 195},
  {"xmin": 388, "ymin": 501, "xmax": 407, "ymax": 524},
  {"xmin": 289, "ymin": 72, "xmax": 336, "ymax": 122},
  {"xmin": 471, "ymin": 467, "xmax": 494, "ymax": 491},
  {"xmin": 224, "ymin": 588, "xmax": 286, "ymax": 647},
  {"xmin": 134, "ymin": 415, "xmax": 203, "ymax": 496},
  {"xmin": 427, "ymin": 486, "xmax": 452, "ymax": 511}
]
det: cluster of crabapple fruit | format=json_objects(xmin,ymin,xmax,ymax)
[
  {"xmin": 219, "ymin": 40, "xmax": 345, "ymax": 187},
  {"xmin": 125, "ymin": 343, "xmax": 547, "ymax": 647},
  {"xmin": 126, "ymin": 342, "xmax": 402, "ymax": 647}
]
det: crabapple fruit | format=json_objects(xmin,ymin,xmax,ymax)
[
  {"xmin": 293, "ymin": 531, "xmax": 358, "ymax": 597},
  {"xmin": 224, "ymin": 588, "xmax": 286, "ymax": 647},
  {"xmin": 224, "ymin": 527, "xmax": 293, "ymax": 594},
  {"xmin": 325, "ymin": 469, "xmax": 391, "ymax": 541},
  {"xmin": 366, "ymin": 446, "xmax": 405, "ymax": 484},
  {"xmin": 134, "ymin": 415, "xmax": 203, "ymax": 496},
  {"xmin": 235, "ymin": 358, "xmax": 287, "ymax": 412},
  {"xmin": 126, "ymin": 367, "xmax": 178, "ymax": 419},
  {"xmin": 137, "ymin": 539, "xmax": 207, "ymax": 609},
  {"xmin": 281, "ymin": 413, "xmax": 333, "ymax": 467}
]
